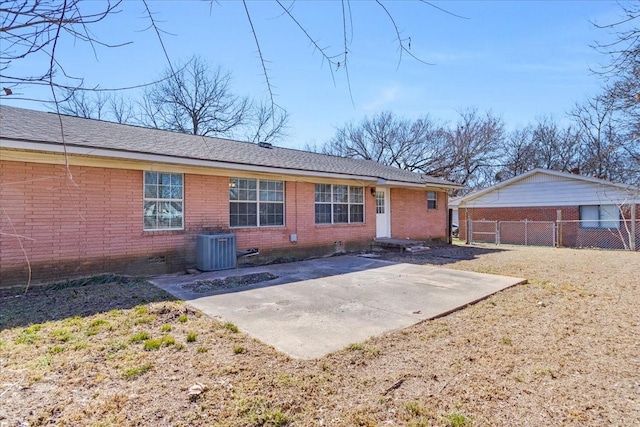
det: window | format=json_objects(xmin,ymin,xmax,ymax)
[
  {"xmin": 427, "ymin": 191, "xmax": 437, "ymax": 210},
  {"xmin": 375, "ymin": 191, "xmax": 385, "ymax": 214},
  {"xmin": 579, "ymin": 205, "xmax": 620, "ymax": 229},
  {"xmin": 315, "ymin": 184, "xmax": 364, "ymax": 224},
  {"xmin": 229, "ymin": 178, "xmax": 284, "ymax": 227},
  {"xmin": 143, "ymin": 172, "xmax": 183, "ymax": 230}
]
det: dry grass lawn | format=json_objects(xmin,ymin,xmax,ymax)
[{"xmin": 1, "ymin": 244, "xmax": 638, "ymax": 426}]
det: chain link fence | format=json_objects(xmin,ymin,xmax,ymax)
[
  {"xmin": 468, "ymin": 219, "xmax": 639, "ymax": 251},
  {"xmin": 498, "ymin": 220, "xmax": 556, "ymax": 246},
  {"xmin": 556, "ymin": 220, "xmax": 639, "ymax": 251}
]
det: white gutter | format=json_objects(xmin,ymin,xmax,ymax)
[{"xmin": 380, "ymin": 179, "xmax": 462, "ymax": 190}]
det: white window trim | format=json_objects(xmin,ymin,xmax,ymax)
[
  {"xmin": 229, "ymin": 178, "xmax": 285, "ymax": 228},
  {"xmin": 315, "ymin": 184, "xmax": 365, "ymax": 225},
  {"xmin": 427, "ymin": 191, "xmax": 437, "ymax": 210},
  {"xmin": 143, "ymin": 171, "xmax": 184, "ymax": 231}
]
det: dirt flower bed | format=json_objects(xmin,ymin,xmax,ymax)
[
  {"xmin": 1, "ymin": 244, "xmax": 638, "ymax": 426},
  {"xmin": 183, "ymin": 272, "xmax": 279, "ymax": 293}
]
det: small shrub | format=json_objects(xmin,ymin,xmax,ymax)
[
  {"xmin": 124, "ymin": 363, "xmax": 153, "ymax": 379},
  {"xmin": 89, "ymin": 319, "xmax": 108, "ymax": 328},
  {"xmin": 135, "ymin": 305, "xmax": 148, "ymax": 315},
  {"xmin": 49, "ymin": 345, "xmax": 65, "ymax": 355},
  {"xmin": 233, "ymin": 346, "xmax": 245, "ymax": 354},
  {"xmin": 135, "ymin": 315, "xmax": 155, "ymax": 325},
  {"xmin": 238, "ymin": 397, "xmax": 289, "ymax": 426},
  {"xmin": 446, "ymin": 412, "xmax": 470, "ymax": 427},
  {"xmin": 129, "ymin": 331, "xmax": 150, "ymax": 343},
  {"xmin": 174, "ymin": 343, "xmax": 185, "ymax": 350},
  {"xmin": 365, "ymin": 346, "xmax": 380, "ymax": 357},
  {"xmin": 26, "ymin": 324, "xmax": 43, "ymax": 333},
  {"xmin": 161, "ymin": 335, "xmax": 176, "ymax": 346},
  {"xmin": 404, "ymin": 401, "xmax": 425, "ymax": 417},
  {"xmin": 178, "ymin": 314, "xmax": 188, "ymax": 323},
  {"xmin": 73, "ymin": 342, "xmax": 91, "ymax": 350},
  {"xmin": 161, "ymin": 324, "xmax": 172, "ymax": 332},
  {"xmin": 52, "ymin": 328, "xmax": 72, "ymax": 342},
  {"xmin": 143, "ymin": 338, "xmax": 162, "ymax": 351},
  {"xmin": 347, "ymin": 343, "xmax": 363, "ymax": 351},
  {"xmin": 186, "ymin": 332, "xmax": 197, "ymax": 343},
  {"xmin": 15, "ymin": 327, "xmax": 39, "ymax": 345},
  {"xmin": 223, "ymin": 322, "xmax": 238, "ymax": 333},
  {"xmin": 64, "ymin": 316, "xmax": 82, "ymax": 327},
  {"xmin": 36, "ymin": 355, "xmax": 52, "ymax": 367},
  {"xmin": 197, "ymin": 347, "xmax": 208, "ymax": 353}
]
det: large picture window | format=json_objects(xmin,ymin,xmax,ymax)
[
  {"xmin": 315, "ymin": 184, "xmax": 364, "ymax": 224},
  {"xmin": 229, "ymin": 178, "xmax": 284, "ymax": 227},
  {"xmin": 143, "ymin": 172, "xmax": 184, "ymax": 230},
  {"xmin": 579, "ymin": 205, "xmax": 620, "ymax": 229}
]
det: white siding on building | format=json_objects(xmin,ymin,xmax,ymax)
[{"xmin": 461, "ymin": 171, "xmax": 638, "ymax": 208}]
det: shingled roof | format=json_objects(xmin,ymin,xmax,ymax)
[{"xmin": 0, "ymin": 106, "xmax": 459, "ymax": 189}]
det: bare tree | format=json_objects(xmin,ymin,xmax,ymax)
[
  {"xmin": 139, "ymin": 57, "xmax": 251, "ymax": 137},
  {"xmin": 322, "ymin": 109, "xmax": 505, "ymax": 193},
  {"xmin": 445, "ymin": 108, "xmax": 505, "ymax": 191},
  {"xmin": 530, "ymin": 116, "xmax": 582, "ymax": 172},
  {"xmin": 499, "ymin": 126, "xmax": 537, "ymax": 179},
  {"xmin": 570, "ymin": 93, "xmax": 628, "ymax": 181},
  {"xmin": 138, "ymin": 56, "xmax": 289, "ymax": 141},
  {"xmin": 0, "ymin": 0, "xmax": 124, "ymax": 100},
  {"xmin": 497, "ymin": 117, "xmax": 583, "ymax": 182},
  {"xmin": 244, "ymin": 100, "xmax": 289, "ymax": 143},
  {"xmin": 323, "ymin": 111, "xmax": 447, "ymax": 172},
  {"xmin": 593, "ymin": 1, "xmax": 640, "ymax": 168},
  {"xmin": 56, "ymin": 89, "xmax": 135, "ymax": 123}
]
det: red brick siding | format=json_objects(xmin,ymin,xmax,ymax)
[
  {"xmin": 390, "ymin": 188, "xmax": 447, "ymax": 241},
  {"xmin": 0, "ymin": 161, "xmax": 380, "ymax": 286}
]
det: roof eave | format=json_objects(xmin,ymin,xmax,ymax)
[{"xmin": 2, "ymin": 138, "xmax": 443, "ymax": 186}]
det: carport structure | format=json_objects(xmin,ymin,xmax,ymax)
[{"xmin": 151, "ymin": 256, "xmax": 525, "ymax": 359}]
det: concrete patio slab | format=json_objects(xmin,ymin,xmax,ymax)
[{"xmin": 150, "ymin": 256, "xmax": 525, "ymax": 359}]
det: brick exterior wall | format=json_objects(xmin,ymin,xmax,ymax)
[
  {"xmin": 390, "ymin": 188, "xmax": 448, "ymax": 240},
  {"xmin": 1, "ymin": 161, "xmax": 448, "ymax": 286}
]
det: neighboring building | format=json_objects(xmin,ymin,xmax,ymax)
[
  {"xmin": 455, "ymin": 169, "xmax": 639, "ymax": 250},
  {"xmin": 0, "ymin": 106, "xmax": 461, "ymax": 286}
]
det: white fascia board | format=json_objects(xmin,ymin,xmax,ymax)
[
  {"xmin": 1, "ymin": 138, "xmax": 377, "ymax": 183},
  {"xmin": 381, "ymin": 180, "xmax": 463, "ymax": 191}
]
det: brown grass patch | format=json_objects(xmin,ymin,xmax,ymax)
[{"xmin": 1, "ymin": 244, "xmax": 638, "ymax": 426}]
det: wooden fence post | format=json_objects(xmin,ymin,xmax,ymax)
[{"xmin": 631, "ymin": 204, "xmax": 636, "ymax": 251}]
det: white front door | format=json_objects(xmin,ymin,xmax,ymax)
[{"xmin": 376, "ymin": 188, "xmax": 390, "ymax": 238}]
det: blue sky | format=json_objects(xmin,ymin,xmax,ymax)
[{"xmin": 4, "ymin": 0, "xmax": 625, "ymax": 149}]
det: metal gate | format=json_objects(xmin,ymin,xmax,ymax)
[{"xmin": 468, "ymin": 220, "xmax": 498, "ymax": 244}]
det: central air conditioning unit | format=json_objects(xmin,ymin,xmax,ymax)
[{"xmin": 196, "ymin": 233, "xmax": 237, "ymax": 271}]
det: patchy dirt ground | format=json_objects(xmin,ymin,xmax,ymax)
[{"xmin": 1, "ymin": 244, "xmax": 639, "ymax": 426}]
